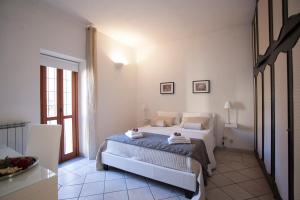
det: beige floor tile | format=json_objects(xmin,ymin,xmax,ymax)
[
  {"xmin": 238, "ymin": 178, "xmax": 271, "ymax": 196},
  {"xmin": 257, "ymin": 194, "xmax": 275, "ymax": 200},
  {"xmin": 215, "ymin": 156, "xmax": 227, "ymax": 164},
  {"xmin": 227, "ymin": 161, "xmax": 249, "ymax": 170},
  {"xmin": 215, "ymin": 163, "xmax": 235, "ymax": 173},
  {"xmin": 221, "ymin": 184, "xmax": 253, "ymax": 200},
  {"xmin": 205, "ymin": 180, "xmax": 217, "ymax": 191},
  {"xmin": 206, "ymin": 188, "xmax": 232, "ymax": 200},
  {"xmin": 222, "ymin": 171, "xmax": 251, "ymax": 183},
  {"xmin": 209, "ymin": 174, "xmax": 234, "ymax": 187},
  {"xmin": 238, "ymin": 167, "xmax": 263, "ymax": 179},
  {"xmin": 211, "ymin": 169, "xmax": 221, "ymax": 175},
  {"xmin": 242, "ymin": 154, "xmax": 256, "ymax": 160},
  {"xmin": 225, "ymin": 151, "xmax": 243, "ymax": 161},
  {"xmin": 224, "ymin": 155, "xmax": 243, "ymax": 162},
  {"xmin": 242, "ymin": 156, "xmax": 259, "ymax": 167}
]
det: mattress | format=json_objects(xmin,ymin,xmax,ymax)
[
  {"xmin": 105, "ymin": 140, "xmax": 200, "ymax": 173},
  {"xmin": 139, "ymin": 125, "xmax": 216, "ymax": 169},
  {"xmin": 103, "ymin": 125, "xmax": 216, "ymax": 174}
]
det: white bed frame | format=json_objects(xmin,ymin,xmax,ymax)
[
  {"xmin": 101, "ymin": 113, "xmax": 215, "ymax": 199},
  {"xmin": 102, "ymin": 152, "xmax": 199, "ymax": 194}
]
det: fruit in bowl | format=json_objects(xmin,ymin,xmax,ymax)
[{"xmin": 0, "ymin": 156, "xmax": 36, "ymax": 177}]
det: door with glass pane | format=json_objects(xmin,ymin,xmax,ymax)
[{"xmin": 40, "ymin": 66, "xmax": 78, "ymax": 162}]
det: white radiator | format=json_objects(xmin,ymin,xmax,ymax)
[{"xmin": 0, "ymin": 121, "xmax": 29, "ymax": 154}]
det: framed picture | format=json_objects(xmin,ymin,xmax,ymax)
[
  {"xmin": 193, "ymin": 80, "xmax": 210, "ymax": 93},
  {"xmin": 160, "ymin": 82, "xmax": 175, "ymax": 94}
]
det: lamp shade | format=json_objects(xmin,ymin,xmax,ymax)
[{"xmin": 224, "ymin": 101, "xmax": 231, "ymax": 109}]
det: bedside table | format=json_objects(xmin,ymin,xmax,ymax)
[{"xmin": 223, "ymin": 123, "xmax": 238, "ymax": 147}]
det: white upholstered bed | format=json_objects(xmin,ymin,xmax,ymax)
[{"xmin": 96, "ymin": 113, "xmax": 216, "ymax": 200}]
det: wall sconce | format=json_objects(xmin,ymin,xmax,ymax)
[
  {"xmin": 111, "ymin": 51, "xmax": 128, "ymax": 67},
  {"xmin": 114, "ymin": 62, "xmax": 125, "ymax": 68}
]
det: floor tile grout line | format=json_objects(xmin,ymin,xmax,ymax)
[
  {"xmin": 124, "ymin": 174, "xmax": 130, "ymax": 200},
  {"xmin": 218, "ymin": 184, "xmax": 251, "ymax": 200},
  {"xmin": 63, "ymin": 176, "xmax": 150, "ymax": 194},
  {"xmin": 215, "ymin": 173, "xmax": 263, "ymax": 184},
  {"xmin": 213, "ymin": 165, "xmax": 263, "ymax": 174},
  {"xmin": 59, "ymin": 151, "xmax": 271, "ymax": 200},
  {"xmin": 209, "ymin": 172, "xmax": 265, "ymax": 185},
  {"xmin": 103, "ymin": 176, "xmax": 107, "ymax": 194},
  {"xmin": 148, "ymin": 185, "xmax": 156, "ymax": 200},
  {"xmin": 208, "ymin": 175, "xmax": 270, "ymax": 190},
  {"xmin": 76, "ymin": 174, "xmax": 86, "ymax": 198}
]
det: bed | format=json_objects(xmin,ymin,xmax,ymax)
[{"xmin": 96, "ymin": 112, "xmax": 216, "ymax": 200}]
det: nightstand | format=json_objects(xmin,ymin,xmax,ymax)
[{"xmin": 223, "ymin": 123, "xmax": 238, "ymax": 147}]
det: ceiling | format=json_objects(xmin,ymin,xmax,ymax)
[{"xmin": 43, "ymin": 0, "xmax": 256, "ymax": 49}]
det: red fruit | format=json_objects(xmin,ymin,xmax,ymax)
[{"xmin": 6, "ymin": 157, "xmax": 35, "ymax": 169}]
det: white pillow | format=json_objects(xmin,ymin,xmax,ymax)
[
  {"xmin": 157, "ymin": 111, "xmax": 181, "ymax": 125},
  {"xmin": 182, "ymin": 112, "xmax": 214, "ymax": 129},
  {"xmin": 182, "ymin": 112, "xmax": 212, "ymax": 118},
  {"xmin": 181, "ymin": 122, "xmax": 203, "ymax": 130},
  {"xmin": 150, "ymin": 119, "xmax": 165, "ymax": 127}
]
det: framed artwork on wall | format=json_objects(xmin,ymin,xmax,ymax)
[
  {"xmin": 193, "ymin": 80, "xmax": 210, "ymax": 93},
  {"xmin": 160, "ymin": 82, "xmax": 175, "ymax": 94}
]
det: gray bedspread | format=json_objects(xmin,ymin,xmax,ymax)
[{"xmin": 106, "ymin": 132, "xmax": 210, "ymax": 183}]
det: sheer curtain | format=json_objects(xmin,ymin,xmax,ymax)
[{"xmin": 85, "ymin": 26, "xmax": 97, "ymax": 159}]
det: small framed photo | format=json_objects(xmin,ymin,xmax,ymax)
[
  {"xmin": 160, "ymin": 82, "xmax": 175, "ymax": 94},
  {"xmin": 193, "ymin": 80, "xmax": 210, "ymax": 93}
]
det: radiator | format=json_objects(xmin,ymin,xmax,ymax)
[{"xmin": 0, "ymin": 121, "xmax": 29, "ymax": 155}]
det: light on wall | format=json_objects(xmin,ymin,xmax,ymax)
[
  {"xmin": 114, "ymin": 62, "xmax": 124, "ymax": 67},
  {"xmin": 224, "ymin": 101, "xmax": 232, "ymax": 124},
  {"xmin": 111, "ymin": 51, "xmax": 128, "ymax": 66},
  {"xmin": 104, "ymin": 29, "xmax": 146, "ymax": 48}
]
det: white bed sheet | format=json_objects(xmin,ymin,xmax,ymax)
[{"xmin": 105, "ymin": 140, "xmax": 201, "ymax": 173}]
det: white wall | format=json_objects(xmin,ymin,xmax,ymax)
[
  {"xmin": 0, "ymin": 0, "xmax": 254, "ymax": 153},
  {"xmin": 137, "ymin": 25, "xmax": 254, "ymax": 150},
  {"xmin": 0, "ymin": 0, "xmax": 138, "ymax": 157},
  {"xmin": 95, "ymin": 33, "xmax": 137, "ymax": 146},
  {"xmin": 0, "ymin": 0, "xmax": 86, "ymax": 123}
]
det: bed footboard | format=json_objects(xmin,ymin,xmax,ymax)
[{"xmin": 101, "ymin": 151, "xmax": 198, "ymax": 192}]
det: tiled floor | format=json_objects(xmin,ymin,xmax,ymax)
[{"xmin": 58, "ymin": 149, "xmax": 275, "ymax": 200}]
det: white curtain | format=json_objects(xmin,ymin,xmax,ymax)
[{"xmin": 86, "ymin": 26, "xmax": 97, "ymax": 159}]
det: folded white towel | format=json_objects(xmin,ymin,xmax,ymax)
[
  {"xmin": 168, "ymin": 138, "xmax": 191, "ymax": 142},
  {"xmin": 168, "ymin": 136, "xmax": 191, "ymax": 144},
  {"xmin": 168, "ymin": 138, "xmax": 191, "ymax": 144},
  {"xmin": 169, "ymin": 135, "xmax": 187, "ymax": 140},
  {"xmin": 125, "ymin": 130, "xmax": 143, "ymax": 139}
]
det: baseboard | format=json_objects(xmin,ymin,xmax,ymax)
[
  {"xmin": 255, "ymin": 152, "xmax": 282, "ymax": 200},
  {"xmin": 215, "ymin": 146, "xmax": 253, "ymax": 154}
]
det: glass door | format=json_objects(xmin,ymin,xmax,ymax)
[{"xmin": 40, "ymin": 66, "xmax": 79, "ymax": 162}]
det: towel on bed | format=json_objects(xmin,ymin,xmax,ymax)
[
  {"xmin": 125, "ymin": 130, "xmax": 144, "ymax": 139},
  {"xmin": 168, "ymin": 135, "xmax": 191, "ymax": 144}
]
